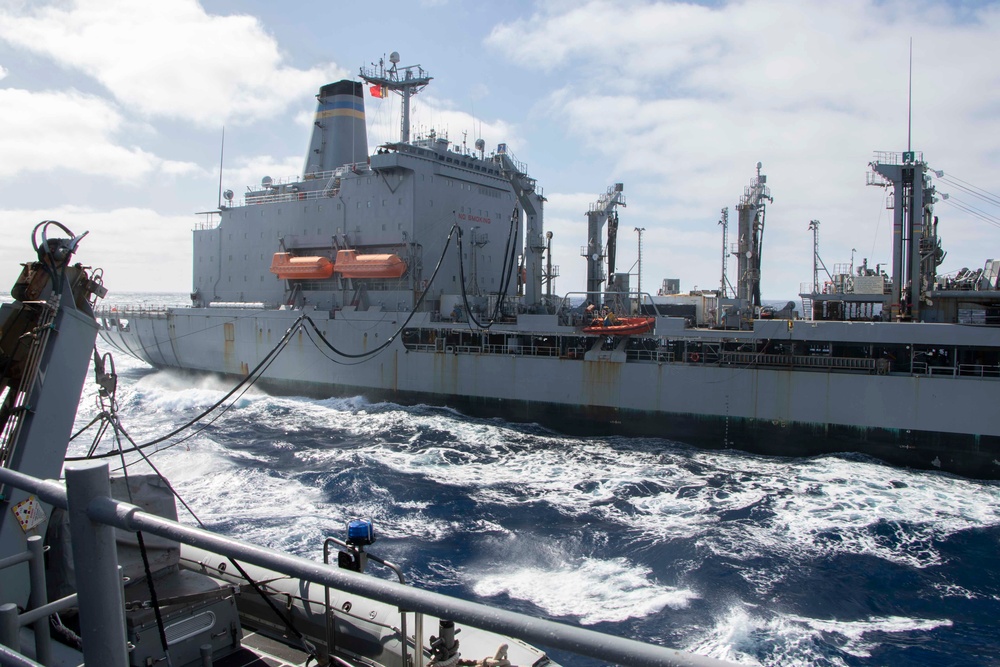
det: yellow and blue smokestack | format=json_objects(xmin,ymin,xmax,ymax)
[{"xmin": 304, "ymin": 80, "xmax": 368, "ymax": 174}]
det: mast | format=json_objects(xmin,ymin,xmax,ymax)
[
  {"xmin": 360, "ymin": 52, "xmax": 432, "ymax": 144},
  {"xmin": 718, "ymin": 207, "xmax": 729, "ymax": 299},
  {"xmin": 583, "ymin": 183, "xmax": 626, "ymax": 306},
  {"xmin": 735, "ymin": 162, "xmax": 772, "ymax": 308}
]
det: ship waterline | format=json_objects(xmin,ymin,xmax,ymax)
[{"xmin": 99, "ymin": 305, "xmax": 1000, "ymax": 479}]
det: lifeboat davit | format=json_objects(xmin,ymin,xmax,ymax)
[
  {"xmin": 582, "ymin": 316, "xmax": 655, "ymax": 335},
  {"xmin": 333, "ymin": 249, "xmax": 407, "ymax": 279},
  {"xmin": 269, "ymin": 253, "xmax": 334, "ymax": 280}
]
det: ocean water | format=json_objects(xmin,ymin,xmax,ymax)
[{"xmin": 68, "ymin": 293, "xmax": 1000, "ymax": 666}]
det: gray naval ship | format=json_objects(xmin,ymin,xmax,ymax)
[{"xmin": 99, "ymin": 54, "xmax": 1000, "ymax": 479}]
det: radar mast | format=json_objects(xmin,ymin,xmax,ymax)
[{"xmin": 360, "ymin": 52, "xmax": 432, "ymax": 144}]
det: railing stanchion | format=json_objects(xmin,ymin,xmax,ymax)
[
  {"xmin": 26, "ymin": 536, "xmax": 51, "ymax": 665},
  {"xmin": 65, "ymin": 461, "xmax": 129, "ymax": 666}
]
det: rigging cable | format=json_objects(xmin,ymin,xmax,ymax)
[
  {"xmin": 935, "ymin": 171, "xmax": 1000, "ymax": 207},
  {"xmin": 77, "ymin": 221, "xmax": 464, "ymax": 457},
  {"xmin": 938, "ymin": 196, "xmax": 1000, "ymax": 230},
  {"xmin": 455, "ymin": 206, "xmax": 520, "ymax": 329},
  {"xmin": 67, "ymin": 312, "xmax": 307, "ymax": 460}
]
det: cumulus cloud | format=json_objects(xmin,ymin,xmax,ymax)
[
  {"xmin": 0, "ymin": 87, "xmax": 203, "ymax": 180},
  {"xmin": 0, "ymin": 0, "xmax": 347, "ymax": 126},
  {"xmin": 0, "ymin": 206, "xmax": 193, "ymax": 292},
  {"xmin": 487, "ymin": 0, "xmax": 1000, "ymax": 297}
]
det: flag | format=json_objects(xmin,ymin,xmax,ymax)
[{"xmin": 369, "ymin": 85, "xmax": 386, "ymax": 98}]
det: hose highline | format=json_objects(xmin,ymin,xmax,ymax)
[
  {"xmin": 301, "ymin": 221, "xmax": 461, "ymax": 359},
  {"xmin": 454, "ymin": 206, "xmax": 520, "ymax": 330}
]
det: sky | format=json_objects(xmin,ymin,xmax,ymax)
[{"xmin": 2, "ymin": 0, "xmax": 999, "ymax": 301}]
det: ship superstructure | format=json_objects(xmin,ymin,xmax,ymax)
[{"xmin": 100, "ymin": 56, "xmax": 1000, "ymax": 479}]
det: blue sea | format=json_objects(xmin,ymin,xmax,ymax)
[{"xmin": 68, "ymin": 293, "xmax": 1000, "ymax": 666}]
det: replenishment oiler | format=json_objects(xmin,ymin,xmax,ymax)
[{"xmin": 99, "ymin": 54, "xmax": 1000, "ymax": 479}]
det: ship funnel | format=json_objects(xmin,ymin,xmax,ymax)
[{"xmin": 304, "ymin": 80, "xmax": 368, "ymax": 175}]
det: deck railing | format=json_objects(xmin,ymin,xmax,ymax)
[{"xmin": 0, "ymin": 462, "xmax": 735, "ymax": 667}]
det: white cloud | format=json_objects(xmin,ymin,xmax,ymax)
[
  {"xmin": 0, "ymin": 0, "xmax": 348, "ymax": 126},
  {"xmin": 0, "ymin": 87, "xmax": 174, "ymax": 180},
  {"xmin": 488, "ymin": 0, "xmax": 1000, "ymax": 298},
  {"xmin": 0, "ymin": 206, "xmax": 193, "ymax": 293}
]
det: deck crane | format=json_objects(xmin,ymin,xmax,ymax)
[{"xmin": 584, "ymin": 183, "xmax": 626, "ymax": 306}]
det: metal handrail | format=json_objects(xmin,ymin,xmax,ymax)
[{"xmin": 0, "ymin": 462, "xmax": 736, "ymax": 667}]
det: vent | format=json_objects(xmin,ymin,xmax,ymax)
[{"xmin": 165, "ymin": 611, "xmax": 216, "ymax": 646}]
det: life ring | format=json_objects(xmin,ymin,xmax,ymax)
[{"xmin": 690, "ymin": 352, "xmax": 700, "ymax": 362}]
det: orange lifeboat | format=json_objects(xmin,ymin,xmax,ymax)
[
  {"xmin": 582, "ymin": 316, "xmax": 655, "ymax": 336},
  {"xmin": 333, "ymin": 249, "xmax": 407, "ymax": 279},
  {"xmin": 269, "ymin": 253, "xmax": 334, "ymax": 280}
]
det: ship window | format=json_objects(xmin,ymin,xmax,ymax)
[
  {"xmin": 228, "ymin": 234, "xmax": 232, "ymax": 240},
  {"xmin": 277, "ymin": 208, "xmax": 281, "ymax": 214},
  {"xmin": 224, "ymin": 323, "xmax": 235, "ymax": 341},
  {"xmin": 429, "ymin": 200, "xmax": 433, "ymax": 206},
  {"xmin": 382, "ymin": 199, "xmax": 386, "ymax": 206},
  {"xmin": 357, "ymin": 202, "xmax": 361, "ymax": 209},
  {"xmin": 367, "ymin": 201, "xmax": 372, "ymax": 208},
  {"xmin": 398, "ymin": 198, "xmax": 402, "ymax": 205},
  {"xmin": 319, "ymin": 205, "xmax": 324, "ymax": 212},
  {"xmin": 381, "ymin": 224, "xmax": 386, "ymax": 231}
]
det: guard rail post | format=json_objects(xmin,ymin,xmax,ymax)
[
  {"xmin": 26, "ymin": 536, "xmax": 51, "ymax": 665},
  {"xmin": 65, "ymin": 461, "xmax": 129, "ymax": 666},
  {"xmin": 0, "ymin": 603, "xmax": 19, "ymax": 652}
]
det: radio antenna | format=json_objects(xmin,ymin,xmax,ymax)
[
  {"xmin": 907, "ymin": 38, "xmax": 913, "ymax": 152},
  {"xmin": 217, "ymin": 126, "xmax": 225, "ymax": 210}
]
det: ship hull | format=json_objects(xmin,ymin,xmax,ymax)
[{"xmin": 99, "ymin": 307, "xmax": 1000, "ymax": 479}]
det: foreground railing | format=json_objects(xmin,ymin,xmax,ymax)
[{"xmin": 0, "ymin": 462, "xmax": 734, "ymax": 667}]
